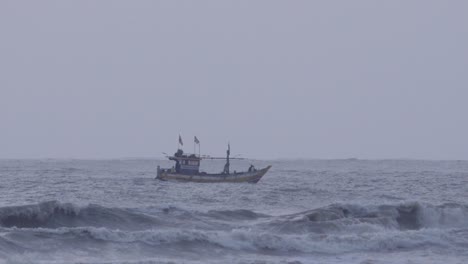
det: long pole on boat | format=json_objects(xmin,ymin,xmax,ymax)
[
  {"xmin": 178, "ymin": 134, "xmax": 183, "ymax": 150},
  {"xmin": 194, "ymin": 136, "xmax": 201, "ymax": 157}
]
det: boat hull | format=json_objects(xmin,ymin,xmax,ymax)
[{"xmin": 157, "ymin": 166, "xmax": 271, "ymax": 183}]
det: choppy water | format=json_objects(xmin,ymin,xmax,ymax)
[{"xmin": 0, "ymin": 159, "xmax": 467, "ymax": 264}]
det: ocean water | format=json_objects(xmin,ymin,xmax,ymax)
[{"xmin": 0, "ymin": 159, "xmax": 467, "ymax": 264}]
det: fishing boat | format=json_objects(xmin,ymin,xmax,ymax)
[{"xmin": 156, "ymin": 139, "xmax": 271, "ymax": 183}]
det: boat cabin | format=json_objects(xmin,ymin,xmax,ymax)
[{"xmin": 169, "ymin": 149, "xmax": 201, "ymax": 175}]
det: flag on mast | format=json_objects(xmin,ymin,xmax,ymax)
[
  {"xmin": 179, "ymin": 135, "xmax": 183, "ymax": 146},
  {"xmin": 194, "ymin": 136, "xmax": 200, "ymax": 144}
]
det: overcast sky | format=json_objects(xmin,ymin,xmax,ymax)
[{"xmin": 1, "ymin": 1, "xmax": 467, "ymax": 160}]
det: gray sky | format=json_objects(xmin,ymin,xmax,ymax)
[{"xmin": 1, "ymin": 1, "xmax": 467, "ymax": 160}]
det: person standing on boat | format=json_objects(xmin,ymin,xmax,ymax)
[{"xmin": 223, "ymin": 144, "xmax": 230, "ymax": 174}]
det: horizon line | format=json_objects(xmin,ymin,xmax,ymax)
[{"xmin": 0, "ymin": 156, "xmax": 467, "ymax": 162}]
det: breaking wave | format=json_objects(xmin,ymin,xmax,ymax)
[
  {"xmin": 0, "ymin": 201, "xmax": 467, "ymax": 256},
  {"xmin": 0, "ymin": 201, "xmax": 158, "ymax": 229},
  {"xmin": 1, "ymin": 201, "xmax": 467, "ymax": 230},
  {"xmin": 268, "ymin": 202, "xmax": 468, "ymax": 234}
]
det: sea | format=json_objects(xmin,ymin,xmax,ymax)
[{"xmin": 0, "ymin": 159, "xmax": 467, "ymax": 264}]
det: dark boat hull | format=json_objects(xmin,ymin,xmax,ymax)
[{"xmin": 157, "ymin": 166, "xmax": 271, "ymax": 183}]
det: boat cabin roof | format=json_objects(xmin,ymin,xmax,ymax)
[
  {"xmin": 169, "ymin": 155, "xmax": 201, "ymax": 161},
  {"xmin": 168, "ymin": 149, "xmax": 201, "ymax": 162}
]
